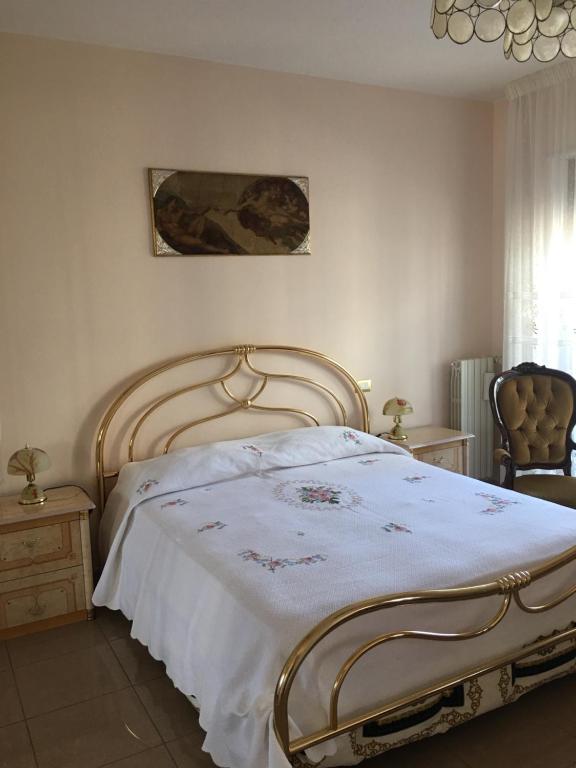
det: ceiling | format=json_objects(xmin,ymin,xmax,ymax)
[{"xmin": 0, "ymin": 0, "xmax": 554, "ymax": 100}]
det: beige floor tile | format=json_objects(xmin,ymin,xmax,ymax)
[
  {"xmin": 167, "ymin": 733, "xmax": 218, "ymax": 767},
  {"xmin": 135, "ymin": 677, "xmax": 199, "ymax": 741},
  {"xmin": 96, "ymin": 608, "xmax": 131, "ymax": 641},
  {"xmin": 445, "ymin": 694, "xmax": 576, "ymax": 768},
  {"xmin": 110, "ymin": 637, "xmax": 166, "ymax": 684},
  {"xmin": 510, "ymin": 674, "xmax": 576, "ymax": 737},
  {"xmin": 364, "ymin": 733, "xmax": 470, "ymax": 768},
  {"xmin": 0, "ymin": 669, "xmax": 23, "ymax": 728},
  {"xmin": 15, "ymin": 644, "xmax": 130, "ymax": 718},
  {"xmin": 0, "ymin": 721, "xmax": 36, "ymax": 768},
  {"xmin": 27, "ymin": 688, "xmax": 161, "ymax": 768},
  {"xmin": 7, "ymin": 611, "xmax": 576, "ymax": 768},
  {"xmin": 7, "ymin": 620, "xmax": 106, "ymax": 668},
  {"xmin": 0, "ymin": 642, "xmax": 8, "ymax": 672},
  {"xmin": 104, "ymin": 744, "xmax": 176, "ymax": 767}
]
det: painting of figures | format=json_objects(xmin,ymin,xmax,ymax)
[{"xmin": 149, "ymin": 169, "xmax": 310, "ymax": 256}]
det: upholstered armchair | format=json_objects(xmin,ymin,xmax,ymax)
[{"xmin": 489, "ymin": 363, "xmax": 576, "ymax": 509}]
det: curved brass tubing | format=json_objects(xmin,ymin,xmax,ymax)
[
  {"xmin": 273, "ymin": 581, "xmax": 502, "ymax": 755},
  {"xmin": 244, "ymin": 346, "xmax": 369, "ymax": 431},
  {"xmin": 128, "ymin": 359, "xmax": 243, "ymax": 462},
  {"xmin": 220, "ymin": 368, "xmax": 327, "ymax": 427},
  {"xmin": 250, "ymin": 404, "xmax": 321, "ymax": 426},
  {"xmin": 220, "ymin": 376, "xmax": 268, "ymax": 406},
  {"xmin": 162, "ymin": 402, "xmax": 322, "ymax": 453},
  {"xmin": 243, "ymin": 356, "xmax": 348, "ymax": 426},
  {"xmin": 95, "ymin": 348, "xmax": 236, "ymax": 509},
  {"xmin": 95, "ymin": 344, "xmax": 369, "ymax": 510},
  {"xmin": 163, "ymin": 405, "xmax": 243, "ymax": 453},
  {"xmin": 328, "ymin": 593, "xmax": 511, "ymax": 728},
  {"xmin": 529, "ymin": 544, "xmax": 576, "ymax": 580},
  {"xmin": 514, "ymin": 583, "xmax": 576, "ymax": 614},
  {"xmin": 287, "ymin": 622, "xmax": 576, "ymax": 756},
  {"xmin": 273, "ymin": 549, "xmax": 576, "ymax": 759},
  {"xmin": 221, "ymin": 375, "xmax": 323, "ymax": 426}
]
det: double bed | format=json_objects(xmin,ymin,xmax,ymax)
[{"xmin": 92, "ymin": 345, "xmax": 576, "ymax": 768}]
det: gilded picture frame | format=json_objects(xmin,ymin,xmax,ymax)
[{"xmin": 148, "ymin": 168, "xmax": 311, "ymax": 256}]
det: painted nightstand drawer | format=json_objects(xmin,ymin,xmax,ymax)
[
  {"xmin": 0, "ymin": 519, "xmax": 82, "ymax": 582},
  {"xmin": 386, "ymin": 428, "xmax": 474, "ymax": 477},
  {"xmin": 418, "ymin": 446, "xmax": 462, "ymax": 473},
  {"xmin": 0, "ymin": 566, "xmax": 86, "ymax": 631},
  {"xmin": 0, "ymin": 487, "xmax": 94, "ymax": 638}
]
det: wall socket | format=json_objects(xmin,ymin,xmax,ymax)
[{"xmin": 357, "ymin": 379, "xmax": 372, "ymax": 392}]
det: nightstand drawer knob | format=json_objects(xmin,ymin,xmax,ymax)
[{"xmin": 433, "ymin": 456, "xmax": 446, "ymax": 464}]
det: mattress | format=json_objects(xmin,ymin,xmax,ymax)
[{"xmin": 93, "ymin": 426, "xmax": 576, "ymax": 768}]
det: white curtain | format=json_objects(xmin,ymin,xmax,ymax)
[{"xmin": 504, "ymin": 62, "xmax": 576, "ymax": 373}]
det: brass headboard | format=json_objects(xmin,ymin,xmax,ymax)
[{"xmin": 95, "ymin": 345, "xmax": 369, "ymax": 509}]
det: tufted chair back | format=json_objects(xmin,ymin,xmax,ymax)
[{"xmin": 490, "ymin": 363, "xmax": 576, "ymax": 474}]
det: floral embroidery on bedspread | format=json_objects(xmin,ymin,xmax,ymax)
[
  {"xmin": 136, "ymin": 479, "xmax": 159, "ymax": 495},
  {"xmin": 476, "ymin": 492, "xmax": 519, "ymax": 515},
  {"xmin": 299, "ymin": 485, "xmax": 342, "ymax": 505},
  {"xmin": 342, "ymin": 429, "xmax": 362, "ymax": 444},
  {"xmin": 197, "ymin": 521, "xmax": 227, "ymax": 533},
  {"xmin": 241, "ymin": 444, "xmax": 263, "ymax": 457},
  {"xmin": 274, "ymin": 480, "xmax": 362, "ymax": 511},
  {"xmin": 238, "ymin": 550, "xmax": 327, "ymax": 573},
  {"xmin": 382, "ymin": 522, "xmax": 412, "ymax": 534},
  {"xmin": 403, "ymin": 475, "xmax": 429, "ymax": 484},
  {"xmin": 160, "ymin": 498, "xmax": 189, "ymax": 509},
  {"xmin": 358, "ymin": 458, "xmax": 381, "ymax": 465}
]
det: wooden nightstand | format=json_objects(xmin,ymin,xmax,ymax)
[
  {"xmin": 0, "ymin": 486, "xmax": 95, "ymax": 639},
  {"xmin": 382, "ymin": 427, "xmax": 474, "ymax": 476}
]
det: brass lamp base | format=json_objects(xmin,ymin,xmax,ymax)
[
  {"xmin": 387, "ymin": 416, "xmax": 408, "ymax": 441},
  {"xmin": 18, "ymin": 482, "xmax": 47, "ymax": 506}
]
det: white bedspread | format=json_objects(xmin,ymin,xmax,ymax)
[{"xmin": 93, "ymin": 427, "xmax": 576, "ymax": 768}]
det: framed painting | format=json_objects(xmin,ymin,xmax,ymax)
[{"xmin": 148, "ymin": 169, "xmax": 311, "ymax": 256}]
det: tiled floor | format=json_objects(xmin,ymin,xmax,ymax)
[{"xmin": 2, "ymin": 611, "xmax": 576, "ymax": 768}]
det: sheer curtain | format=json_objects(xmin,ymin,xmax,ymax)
[{"xmin": 504, "ymin": 62, "xmax": 576, "ymax": 373}]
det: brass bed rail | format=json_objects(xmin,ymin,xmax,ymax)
[
  {"xmin": 95, "ymin": 345, "xmax": 369, "ymax": 510},
  {"xmin": 95, "ymin": 344, "xmax": 576, "ymax": 765},
  {"xmin": 273, "ymin": 544, "xmax": 576, "ymax": 760}
]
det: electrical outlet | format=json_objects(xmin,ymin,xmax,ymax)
[{"xmin": 357, "ymin": 379, "xmax": 372, "ymax": 392}]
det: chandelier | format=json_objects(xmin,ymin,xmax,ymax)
[{"xmin": 431, "ymin": 0, "xmax": 576, "ymax": 62}]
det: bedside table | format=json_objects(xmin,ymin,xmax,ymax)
[
  {"xmin": 0, "ymin": 486, "xmax": 95, "ymax": 639},
  {"xmin": 382, "ymin": 426, "xmax": 474, "ymax": 476}
]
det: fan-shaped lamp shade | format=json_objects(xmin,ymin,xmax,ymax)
[
  {"xmin": 7, "ymin": 446, "xmax": 51, "ymax": 505},
  {"xmin": 382, "ymin": 398, "xmax": 413, "ymax": 441}
]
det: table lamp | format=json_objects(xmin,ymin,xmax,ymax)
[
  {"xmin": 383, "ymin": 397, "xmax": 413, "ymax": 441},
  {"xmin": 7, "ymin": 445, "xmax": 51, "ymax": 505}
]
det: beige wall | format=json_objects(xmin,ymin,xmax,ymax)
[{"xmin": 0, "ymin": 33, "xmax": 495, "ymax": 501}]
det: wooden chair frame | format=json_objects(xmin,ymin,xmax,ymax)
[{"xmin": 489, "ymin": 362, "xmax": 576, "ymax": 489}]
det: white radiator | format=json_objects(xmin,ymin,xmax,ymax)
[{"xmin": 450, "ymin": 356, "xmax": 501, "ymax": 480}]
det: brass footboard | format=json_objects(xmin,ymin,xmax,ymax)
[{"xmin": 273, "ymin": 542, "xmax": 576, "ymax": 762}]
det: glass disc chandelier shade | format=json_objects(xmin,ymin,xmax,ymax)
[{"xmin": 431, "ymin": 0, "xmax": 576, "ymax": 62}]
